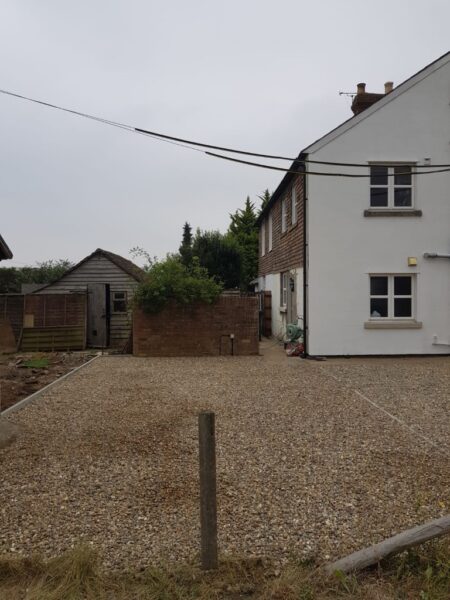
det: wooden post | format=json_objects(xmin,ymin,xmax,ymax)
[
  {"xmin": 326, "ymin": 515, "xmax": 450, "ymax": 575},
  {"xmin": 198, "ymin": 411, "xmax": 218, "ymax": 570}
]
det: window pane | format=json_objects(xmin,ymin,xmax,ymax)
[
  {"xmin": 370, "ymin": 298, "xmax": 388, "ymax": 317},
  {"xmin": 394, "ymin": 298, "xmax": 412, "ymax": 317},
  {"xmin": 370, "ymin": 188, "xmax": 388, "ymax": 207},
  {"xmin": 113, "ymin": 300, "xmax": 127, "ymax": 312},
  {"xmin": 370, "ymin": 166, "xmax": 388, "ymax": 185},
  {"xmin": 394, "ymin": 165, "xmax": 412, "ymax": 186},
  {"xmin": 291, "ymin": 187, "xmax": 297, "ymax": 224},
  {"xmin": 394, "ymin": 276, "xmax": 411, "ymax": 295},
  {"xmin": 394, "ymin": 188, "xmax": 412, "ymax": 207},
  {"xmin": 370, "ymin": 276, "xmax": 388, "ymax": 295}
]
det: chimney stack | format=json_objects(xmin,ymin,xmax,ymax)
[
  {"xmin": 351, "ymin": 82, "xmax": 384, "ymax": 115},
  {"xmin": 384, "ymin": 81, "xmax": 394, "ymax": 94},
  {"xmin": 356, "ymin": 82, "xmax": 366, "ymax": 95}
]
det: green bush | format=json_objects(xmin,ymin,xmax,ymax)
[{"xmin": 134, "ymin": 255, "xmax": 223, "ymax": 314}]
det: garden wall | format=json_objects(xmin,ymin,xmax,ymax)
[{"xmin": 133, "ymin": 294, "xmax": 259, "ymax": 357}]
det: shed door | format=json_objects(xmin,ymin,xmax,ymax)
[{"xmin": 87, "ymin": 283, "xmax": 110, "ymax": 347}]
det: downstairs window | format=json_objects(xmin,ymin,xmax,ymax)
[{"xmin": 369, "ymin": 275, "xmax": 414, "ymax": 319}]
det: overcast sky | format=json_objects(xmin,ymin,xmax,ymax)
[{"xmin": 1, "ymin": 0, "xmax": 449, "ymax": 267}]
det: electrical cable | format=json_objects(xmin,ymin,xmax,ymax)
[
  {"xmin": 205, "ymin": 151, "xmax": 450, "ymax": 178},
  {"xmin": 1, "ymin": 88, "xmax": 450, "ymax": 175}
]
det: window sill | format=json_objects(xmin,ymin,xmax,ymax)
[
  {"xmin": 279, "ymin": 306, "xmax": 287, "ymax": 313},
  {"xmin": 280, "ymin": 222, "xmax": 298, "ymax": 237},
  {"xmin": 364, "ymin": 209, "xmax": 422, "ymax": 217},
  {"xmin": 364, "ymin": 320, "xmax": 422, "ymax": 329}
]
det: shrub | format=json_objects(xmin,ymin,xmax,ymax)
[{"xmin": 134, "ymin": 255, "xmax": 223, "ymax": 314}]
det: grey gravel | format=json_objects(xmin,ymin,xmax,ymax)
[{"xmin": 1, "ymin": 343, "xmax": 449, "ymax": 569}]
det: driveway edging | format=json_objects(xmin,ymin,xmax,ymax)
[{"xmin": 1, "ymin": 354, "xmax": 102, "ymax": 416}]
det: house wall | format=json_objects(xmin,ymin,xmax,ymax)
[
  {"xmin": 259, "ymin": 269, "xmax": 303, "ymax": 338},
  {"xmin": 36, "ymin": 255, "xmax": 139, "ymax": 347},
  {"xmin": 258, "ymin": 174, "xmax": 304, "ymax": 337},
  {"xmin": 133, "ymin": 295, "xmax": 259, "ymax": 357},
  {"xmin": 306, "ymin": 58, "xmax": 450, "ymax": 355}
]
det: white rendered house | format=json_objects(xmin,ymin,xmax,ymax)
[{"xmin": 258, "ymin": 51, "xmax": 450, "ymax": 355}]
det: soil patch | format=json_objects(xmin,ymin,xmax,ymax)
[{"xmin": 0, "ymin": 351, "xmax": 96, "ymax": 412}]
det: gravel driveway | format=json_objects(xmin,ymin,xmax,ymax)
[{"xmin": 1, "ymin": 343, "xmax": 449, "ymax": 569}]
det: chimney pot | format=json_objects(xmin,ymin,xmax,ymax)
[
  {"xmin": 356, "ymin": 82, "xmax": 366, "ymax": 95},
  {"xmin": 384, "ymin": 81, "xmax": 394, "ymax": 94}
]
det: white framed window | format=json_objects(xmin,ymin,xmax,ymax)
[
  {"xmin": 370, "ymin": 164, "xmax": 414, "ymax": 208},
  {"xmin": 260, "ymin": 221, "xmax": 265, "ymax": 256},
  {"xmin": 281, "ymin": 197, "xmax": 287, "ymax": 232},
  {"xmin": 268, "ymin": 211, "xmax": 273, "ymax": 252},
  {"xmin": 369, "ymin": 275, "xmax": 414, "ymax": 319},
  {"xmin": 291, "ymin": 185, "xmax": 297, "ymax": 224},
  {"xmin": 112, "ymin": 291, "xmax": 127, "ymax": 313},
  {"xmin": 280, "ymin": 272, "xmax": 288, "ymax": 307}
]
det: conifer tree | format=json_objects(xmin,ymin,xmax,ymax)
[
  {"xmin": 228, "ymin": 196, "xmax": 259, "ymax": 289},
  {"xmin": 179, "ymin": 222, "xmax": 193, "ymax": 267}
]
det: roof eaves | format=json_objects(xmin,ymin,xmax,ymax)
[
  {"xmin": 256, "ymin": 157, "xmax": 306, "ymax": 225},
  {"xmin": 0, "ymin": 235, "xmax": 13, "ymax": 260}
]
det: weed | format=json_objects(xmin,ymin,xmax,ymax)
[{"xmin": 0, "ymin": 539, "xmax": 448, "ymax": 599}]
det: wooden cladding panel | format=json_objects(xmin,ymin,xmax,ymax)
[
  {"xmin": 0, "ymin": 295, "xmax": 24, "ymax": 342},
  {"xmin": 20, "ymin": 326, "xmax": 85, "ymax": 352}
]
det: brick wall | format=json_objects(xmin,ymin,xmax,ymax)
[
  {"xmin": 133, "ymin": 295, "xmax": 259, "ymax": 357},
  {"xmin": 259, "ymin": 173, "xmax": 304, "ymax": 275}
]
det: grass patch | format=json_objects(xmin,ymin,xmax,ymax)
[
  {"xmin": 0, "ymin": 538, "xmax": 448, "ymax": 599},
  {"xmin": 23, "ymin": 358, "xmax": 49, "ymax": 368}
]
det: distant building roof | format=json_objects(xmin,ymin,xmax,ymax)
[{"xmin": 0, "ymin": 235, "xmax": 13, "ymax": 260}]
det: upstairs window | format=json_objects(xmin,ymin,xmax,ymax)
[
  {"xmin": 268, "ymin": 211, "xmax": 273, "ymax": 252},
  {"xmin": 112, "ymin": 291, "xmax": 127, "ymax": 313},
  {"xmin": 281, "ymin": 197, "xmax": 287, "ymax": 232},
  {"xmin": 370, "ymin": 165, "xmax": 413, "ymax": 208},
  {"xmin": 291, "ymin": 186, "xmax": 297, "ymax": 224},
  {"xmin": 369, "ymin": 275, "xmax": 414, "ymax": 319},
  {"xmin": 261, "ymin": 221, "xmax": 265, "ymax": 256}
]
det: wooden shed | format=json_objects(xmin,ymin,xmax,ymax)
[{"xmin": 33, "ymin": 249, "xmax": 145, "ymax": 348}]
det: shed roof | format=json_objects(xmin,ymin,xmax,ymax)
[
  {"xmin": 0, "ymin": 235, "xmax": 13, "ymax": 260},
  {"xmin": 33, "ymin": 248, "xmax": 146, "ymax": 292},
  {"xmin": 93, "ymin": 248, "xmax": 146, "ymax": 282}
]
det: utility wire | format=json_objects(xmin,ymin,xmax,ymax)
[
  {"xmin": 1, "ymin": 88, "xmax": 450, "ymax": 175},
  {"xmin": 205, "ymin": 151, "xmax": 450, "ymax": 178}
]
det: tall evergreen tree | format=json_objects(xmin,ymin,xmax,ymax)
[
  {"xmin": 179, "ymin": 222, "xmax": 193, "ymax": 267},
  {"xmin": 192, "ymin": 230, "xmax": 242, "ymax": 289},
  {"xmin": 257, "ymin": 189, "xmax": 272, "ymax": 213},
  {"xmin": 228, "ymin": 197, "xmax": 259, "ymax": 289}
]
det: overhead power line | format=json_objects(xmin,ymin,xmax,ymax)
[
  {"xmin": 1, "ymin": 88, "xmax": 450, "ymax": 177},
  {"xmin": 205, "ymin": 151, "xmax": 450, "ymax": 177}
]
